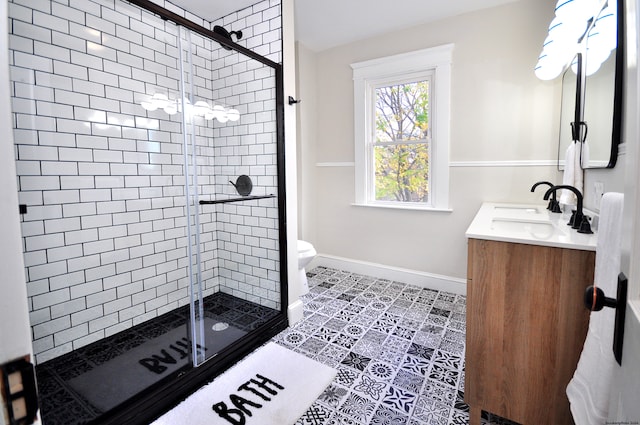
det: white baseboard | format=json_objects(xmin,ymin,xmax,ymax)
[
  {"xmin": 309, "ymin": 254, "xmax": 466, "ymax": 295},
  {"xmin": 287, "ymin": 299, "xmax": 304, "ymax": 325}
]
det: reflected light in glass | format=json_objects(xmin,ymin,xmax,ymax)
[
  {"xmin": 141, "ymin": 100, "xmax": 157, "ymax": 111},
  {"xmin": 211, "ymin": 105, "xmax": 225, "ymax": 119},
  {"xmin": 151, "ymin": 93, "xmax": 169, "ymax": 109},
  {"xmin": 178, "ymin": 98, "xmax": 192, "ymax": 115},
  {"xmin": 227, "ymin": 109, "xmax": 240, "ymax": 122},
  {"xmin": 217, "ymin": 112, "xmax": 229, "ymax": 123},
  {"xmin": 139, "ymin": 94, "xmax": 241, "ymax": 122},
  {"xmin": 204, "ymin": 109, "xmax": 216, "ymax": 120},
  {"xmin": 163, "ymin": 101, "xmax": 178, "ymax": 115},
  {"xmin": 193, "ymin": 100, "xmax": 211, "ymax": 116}
]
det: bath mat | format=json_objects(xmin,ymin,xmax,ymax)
[
  {"xmin": 151, "ymin": 342, "xmax": 337, "ymax": 425},
  {"xmin": 68, "ymin": 317, "xmax": 245, "ymax": 412}
]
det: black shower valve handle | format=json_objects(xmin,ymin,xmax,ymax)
[{"xmin": 229, "ymin": 175, "xmax": 253, "ymax": 196}]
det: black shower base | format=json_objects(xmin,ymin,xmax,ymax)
[{"xmin": 35, "ymin": 292, "xmax": 281, "ymax": 425}]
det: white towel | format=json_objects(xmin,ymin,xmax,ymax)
[
  {"xmin": 566, "ymin": 192, "xmax": 624, "ymax": 425},
  {"xmin": 560, "ymin": 142, "xmax": 587, "ymax": 206},
  {"xmin": 560, "ymin": 142, "xmax": 577, "ymax": 205}
]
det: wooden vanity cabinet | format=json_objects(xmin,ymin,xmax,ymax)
[{"xmin": 465, "ymin": 238, "xmax": 595, "ymax": 425}]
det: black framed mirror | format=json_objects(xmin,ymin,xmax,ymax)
[
  {"xmin": 558, "ymin": 0, "xmax": 623, "ymax": 169},
  {"xmin": 559, "ymin": 60, "xmax": 577, "ymax": 150}
]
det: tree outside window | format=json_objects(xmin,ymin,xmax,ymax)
[{"xmin": 374, "ymin": 80, "xmax": 430, "ymax": 203}]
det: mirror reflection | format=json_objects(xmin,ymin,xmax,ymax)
[
  {"xmin": 584, "ymin": 50, "xmax": 617, "ymax": 166},
  {"xmin": 557, "ymin": 0, "xmax": 622, "ymax": 169}
]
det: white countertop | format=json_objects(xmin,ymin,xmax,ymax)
[{"xmin": 465, "ymin": 202, "xmax": 598, "ymax": 251}]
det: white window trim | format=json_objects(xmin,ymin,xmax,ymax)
[{"xmin": 351, "ymin": 44, "xmax": 453, "ymax": 211}]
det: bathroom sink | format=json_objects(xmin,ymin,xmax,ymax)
[
  {"xmin": 490, "ymin": 218, "xmax": 555, "ymax": 237},
  {"xmin": 493, "ymin": 205, "xmax": 541, "ymax": 215},
  {"xmin": 466, "ymin": 202, "xmax": 597, "ymax": 251}
]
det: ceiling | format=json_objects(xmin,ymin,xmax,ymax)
[
  {"xmin": 167, "ymin": 0, "xmax": 523, "ymax": 52},
  {"xmin": 167, "ymin": 0, "xmax": 258, "ymax": 24},
  {"xmin": 293, "ymin": 0, "xmax": 523, "ymax": 51}
]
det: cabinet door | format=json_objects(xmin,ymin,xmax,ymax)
[{"xmin": 466, "ymin": 239, "xmax": 594, "ymax": 424}]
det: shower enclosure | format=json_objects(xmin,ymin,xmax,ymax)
[{"xmin": 8, "ymin": 0, "xmax": 287, "ymax": 423}]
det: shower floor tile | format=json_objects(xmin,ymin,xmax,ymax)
[
  {"xmin": 35, "ymin": 293, "xmax": 279, "ymax": 425},
  {"xmin": 275, "ymin": 267, "xmax": 520, "ymax": 425}
]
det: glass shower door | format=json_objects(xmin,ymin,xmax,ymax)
[
  {"xmin": 175, "ymin": 25, "xmax": 205, "ymax": 366},
  {"xmin": 178, "ymin": 26, "xmax": 283, "ymax": 365}
]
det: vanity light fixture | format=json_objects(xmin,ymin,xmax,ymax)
[
  {"xmin": 535, "ymin": 0, "xmax": 616, "ymax": 80},
  {"xmin": 140, "ymin": 94, "xmax": 240, "ymax": 123}
]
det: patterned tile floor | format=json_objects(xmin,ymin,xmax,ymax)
[
  {"xmin": 35, "ymin": 266, "xmax": 520, "ymax": 425},
  {"xmin": 273, "ymin": 266, "xmax": 518, "ymax": 425}
]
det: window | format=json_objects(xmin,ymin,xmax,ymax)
[
  {"xmin": 352, "ymin": 45, "xmax": 453, "ymax": 210},
  {"xmin": 373, "ymin": 77, "xmax": 431, "ymax": 203}
]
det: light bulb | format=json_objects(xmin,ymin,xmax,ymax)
[
  {"xmin": 542, "ymin": 38, "xmax": 577, "ymax": 65},
  {"xmin": 534, "ymin": 54, "xmax": 564, "ymax": 80},
  {"xmin": 587, "ymin": 31, "xmax": 613, "ymax": 65},
  {"xmin": 596, "ymin": 9, "xmax": 617, "ymax": 33},
  {"xmin": 595, "ymin": 10, "xmax": 617, "ymax": 51},
  {"xmin": 555, "ymin": 0, "xmax": 580, "ymax": 20},
  {"xmin": 552, "ymin": 18, "xmax": 587, "ymax": 43},
  {"xmin": 555, "ymin": 0, "xmax": 600, "ymax": 22},
  {"xmin": 584, "ymin": 56, "xmax": 604, "ymax": 76}
]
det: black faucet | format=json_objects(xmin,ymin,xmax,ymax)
[
  {"xmin": 531, "ymin": 181, "xmax": 561, "ymax": 213},
  {"xmin": 543, "ymin": 185, "xmax": 593, "ymax": 234}
]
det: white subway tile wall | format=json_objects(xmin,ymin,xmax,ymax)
[{"xmin": 9, "ymin": 0, "xmax": 283, "ymax": 363}]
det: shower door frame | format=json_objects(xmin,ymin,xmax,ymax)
[{"xmin": 94, "ymin": 1, "xmax": 289, "ymax": 424}]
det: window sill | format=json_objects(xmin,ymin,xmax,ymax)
[{"xmin": 351, "ymin": 202, "xmax": 453, "ymax": 212}]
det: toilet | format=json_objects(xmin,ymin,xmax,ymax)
[{"xmin": 297, "ymin": 240, "xmax": 316, "ymax": 295}]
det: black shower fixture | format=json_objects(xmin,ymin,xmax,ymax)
[{"xmin": 213, "ymin": 25, "xmax": 243, "ymax": 50}]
